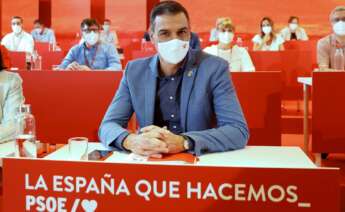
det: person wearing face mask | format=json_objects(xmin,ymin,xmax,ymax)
[
  {"xmin": 31, "ymin": 19, "xmax": 56, "ymax": 45},
  {"xmin": 100, "ymin": 19, "xmax": 120, "ymax": 48},
  {"xmin": 203, "ymin": 17, "xmax": 255, "ymax": 72},
  {"xmin": 317, "ymin": 6, "xmax": 345, "ymax": 71},
  {"xmin": 1, "ymin": 16, "xmax": 34, "ymax": 65},
  {"xmin": 252, "ymin": 17, "xmax": 284, "ymax": 51},
  {"xmin": 99, "ymin": 1, "xmax": 249, "ymax": 158},
  {"xmin": 58, "ymin": 18, "xmax": 122, "ymax": 71},
  {"xmin": 280, "ymin": 16, "xmax": 308, "ymax": 41}
]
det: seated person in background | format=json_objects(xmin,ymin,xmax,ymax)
[
  {"xmin": 99, "ymin": 1, "xmax": 249, "ymax": 157},
  {"xmin": 100, "ymin": 19, "xmax": 120, "ymax": 48},
  {"xmin": 280, "ymin": 16, "xmax": 308, "ymax": 41},
  {"xmin": 31, "ymin": 19, "xmax": 56, "ymax": 44},
  {"xmin": 317, "ymin": 6, "xmax": 345, "ymax": 71},
  {"xmin": 0, "ymin": 49, "xmax": 24, "ymax": 143},
  {"xmin": 204, "ymin": 17, "xmax": 255, "ymax": 72},
  {"xmin": 59, "ymin": 18, "xmax": 122, "ymax": 71},
  {"xmin": 252, "ymin": 17, "xmax": 284, "ymax": 51},
  {"xmin": 143, "ymin": 31, "xmax": 201, "ymax": 50},
  {"xmin": 209, "ymin": 18, "xmax": 223, "ymax": 42},
  {"xmin": 1, "ymin": 16, "xmax": 34, "ymax": 65}
]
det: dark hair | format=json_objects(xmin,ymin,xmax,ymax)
[
  {"xmin": 104, "ymin": 19, "xmax": 111, "ymax": 23},
  {"xmin": 288, "ymin": 16, "xmax": 299, "ymax": 23},
  {"xmin": 80, "ymin": 18, "xmax": 100, "ymax": 29},
  {"xmin": 12, "ymin": 16, "xmax": 23, "ymax": 23},
  {"xmin": 33, "ymin": 19, "xmax": 43, "ymax": 25},
  {"xmin": 260, "ymin": 16, "xmax": 275, "ymax": 39},
  {"xmin": 150, "ymin": 1, "xmax": 189, "ymax": 31}
]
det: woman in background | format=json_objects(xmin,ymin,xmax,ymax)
[
  {"xmin": 204, "ymin": 17, "xmax": 255, "ymax": 72},
  {"xmin": 0, "ymin": 48, "xmax": 24, "ymax": 142},
  {"xmin": 280, "ymin": 16, "xmax": 309, "ymax": 41},
  {"xmin": 252, "ymin": 17, "xmax": 284, "ymax": 51}
]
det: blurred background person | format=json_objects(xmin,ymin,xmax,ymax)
[
  {"xmin": 204, "ymin": 17, "xmax": 255, "ymax": 72},
  {"xmin": 100, "ymin": 18, "xmax": 120, "ymax": 48},
  {"xmin": 317, "ymin": 6, "xmax": 345, "ymax": 71},
  {"xmin": 1, "ymin": 16, "xmax": 34, "ymax": 69},
  {"xmin": 0, "ymin": 48, "xmax": 24, "ymax": 143},
  {"xmin": 252, "ymin": 17, "xmax": 284, "ymax": 51},
  {"xmin": 280, "ymin": 16, "xmax": 308, "ymax": 41},
  {"xmin": 59, "ymin": 18, "xmax": 122, "ymax": 71},
  {"xmin": 31, "ymin": 19, "xmax": 56, "ymax": 44}
]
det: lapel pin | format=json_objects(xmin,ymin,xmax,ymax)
[{"xmin": 187, "ymin": 70, "xmax": 193, "ymax": 77}]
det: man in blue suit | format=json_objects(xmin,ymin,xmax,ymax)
[{"xmin": 99, "ymin": 1, "xmax": 249, "ymax": 157}]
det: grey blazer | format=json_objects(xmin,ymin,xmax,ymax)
[{"xmin": 0, "ymin": 71, "xmax": 24, "ymax": 142}]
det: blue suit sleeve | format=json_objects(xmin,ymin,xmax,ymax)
[
  {"xmin": 183, "ymin": 61, "xmax": 249, "ymax": 156},
  {"xmin": 99, "ymin": 64, "xmax": 134, "ymax": 150},
  {"xmin": 59, "ymin": 46, "xmax": 77, "ymax": 69}
]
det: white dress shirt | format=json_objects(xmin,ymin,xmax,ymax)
[
  {"xmin": 203, "ymin": 44, "xmax": 255, "ymax": 72},
  {"xmin": 1, "ymin": 31, "xmax": 34, "ymax": 54},
  {"xmin": 0, "ymin": 71, "xmax": 24, "ymax": 143},
  {"xmin": 280, "ymin": 26, "xmax": 308, "ymax": 41},
  {"xmin": 252, "ymin": 34, "xmax": 285, "ymax": 51},
  {"xmin": 100, "ymin": 30, "xmax": 119, "ymax": 47}
]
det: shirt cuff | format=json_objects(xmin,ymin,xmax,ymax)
[{"xmin": 110, "ymin": 131, "xmax": 130, "ymax": 151}]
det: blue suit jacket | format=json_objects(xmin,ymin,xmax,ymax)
[{"xmin": 99, "ymin": 49, "xmax": 249, "ymax": 155}]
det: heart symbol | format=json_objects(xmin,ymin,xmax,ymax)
[{"xmin": 81, "ymin": 199, "xmax": 98, "ymax": 212}]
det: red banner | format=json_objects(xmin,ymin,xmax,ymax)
[{"xmin": 3, "ymin": 158, "xmax": 340, "ymax": 211}]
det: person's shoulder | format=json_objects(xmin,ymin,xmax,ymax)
[
  {"xmin": 125, "ymin": 55, "xmax": 158, "ymax": 76},
  {"xmin": 203, "ymin": 45, "xmax": 217, "ymax": 54},
  {"xmin": 252, "ymin": 34, "xmax": 262, "ymax": 42},
  {"xmin": 0, "ymin": 71, "xmax": 22, "ymax": 85},
  {"xmin": 198, "ymin": 49, "xmax": 228, "ymax": 69},
  {"xmin": 232, "ymin": 45, "xmax": 248, "ymax": 54},
  {"xmin": 23, "ymin": 31, "xmax": 33, "ymax": 38},
  {"xmin": 280, "ymin": 27, "xmax": 289, "ymax": 32},
  {"xmin": 318, "ymin": 34, "xmax": 332, "ymax": 47},
  {"xmin": 1, "ymin": 33, "xmax": 12, "ymax": 42}
]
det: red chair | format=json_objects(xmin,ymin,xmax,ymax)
[
  {"xmin": 7, "ymin": 52, "xmax": 26, "ymax": 70},
  {"xmin": 249, "ymin": 51, "xmax": 283, "ymax": 72},
  {"xmin": 40, "ymin": 51, "xmax": 65, "ymax": 70},
  {"xmin": 232, "ymin": 72, "xmax": 282, "ymax": 146},
  {"xmin": 17, "ymin": 71, "xmax": 137, "ymax": 143},
  {"xmin": 312, "ymin": 72, "xmax": 345, "ymax": 154}
]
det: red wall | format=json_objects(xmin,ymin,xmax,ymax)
[
  {"xmin": 105, "ymin": 0, "xmax": 146, "ymax": 32},
  {"xmin": 51, "ymin": 0, "xmax": 90, "ymax": 37},
  {"xmin": 1, "ymin": 0, "xmax": 343, "ymax": 38},
  {"xmin": 177, "ymin": 0, "xmax": 343, "ymax": 36},
  {"xmin": 1, "ymin": 0, "xmax": 39, "ymax": 36}
]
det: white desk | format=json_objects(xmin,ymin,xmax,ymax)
[
  {"xmin": 44, "ymin": 142, "xmax": 316, "ymax": 168},
  {"xmin": 297, "ymin": 77, "xmax": 312, "ymax": 154}
]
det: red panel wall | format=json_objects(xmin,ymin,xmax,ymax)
[
  {"xmin": 105, "ymin": 0, "xmax": 146, "ymax": 32},
  {"xmin": 91, "ymin": 0, "xmax": 105, "ymax": 23},
  {"xmin": 177, "ymin": 0, "xmax": 342, "ymax": 35},
  {"xmin": 1, "ymin": 0, "xmax": 39, "ymax": 36},
  {"xmin": 51, "ymin": 0, "xmax": 90, "ymax": 37}
]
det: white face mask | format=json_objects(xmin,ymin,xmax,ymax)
[
  {"xmin": 333, "ymin": 21, "xmax": 345, "ymax": 36},
  {"xmin": 83, "ymin": 31, "xmax": 99, "ymax": 46},
  {"xmin": 157, "ymin": 39, "xmax": 189, "ymax": 64},
  {"xmin": 218, "ymin": 32, "xmax": 234, "ymax": 44},
  {"xmin": 289, "ymin": 23, "xmax": 298, "ymax": 31},
  {"xmin": 262, "ymin": 26, "xmax": 272, "ymax": 35},
  {"xmin": 12, "ymin": 25, "xmax": 22, "ymax": 34},
  {"xmin": 103, "ymin": 25, "xmax": 110, "ymax": 32}
]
